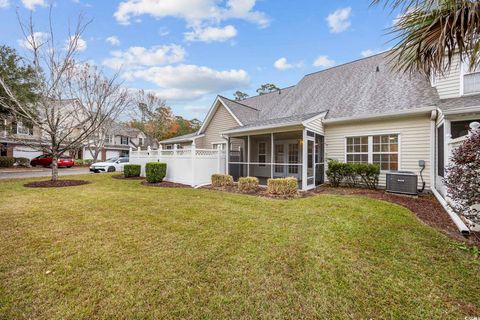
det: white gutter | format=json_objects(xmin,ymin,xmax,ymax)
[
  {"xmin": 431, "ymin": 187, "xmax": 470, "ymax": 236},
  {"xmin": 442, "ymin": 105, "xmax": 480, "ymax": 115},
  {"xmin": 221, "ymin": 123, "xmax": 303, "ymax": 135},
  {"xmin": 323, "ymin": 106, "xmax": 436, "ymax": 124}
]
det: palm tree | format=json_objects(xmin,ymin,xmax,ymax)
[{"xmin": 373, "ymin": 0, "xmax": 480, "ymax": 76}]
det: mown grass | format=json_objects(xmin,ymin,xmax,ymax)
[{"xmin": 0, "ymin": 174, "xmax": 479, "ymax": 319}]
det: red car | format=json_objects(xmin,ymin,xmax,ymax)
[{"xmin": 30, "ymin": 155, "xmax": 75, "ymax": 168}]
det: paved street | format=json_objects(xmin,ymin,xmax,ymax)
[{"xmin": 0, "ymin": 167, "xmax": 91, "ymax": 180}]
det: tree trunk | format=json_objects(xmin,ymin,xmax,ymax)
[{"xmin": 51, "ymin": 155, "xmax": 59, "ymax": 181}]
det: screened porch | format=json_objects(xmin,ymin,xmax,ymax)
[{"xmin": 226, "ymin": 129, "xmax": 325, "ymax": 190}]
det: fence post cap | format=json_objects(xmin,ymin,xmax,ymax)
[{"xmin": 147, "ymin": 146, "xmax": 151, "ymax": 152}]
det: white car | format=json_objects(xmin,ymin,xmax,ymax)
[{"xmin": 90, "ymin": 157, "xmax": 129, "ymax": 173}]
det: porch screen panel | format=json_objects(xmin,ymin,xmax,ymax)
[{"xmin": 315, "ymin": 134, "xmax": 325, "ymax": 185}]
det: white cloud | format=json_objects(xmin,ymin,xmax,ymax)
[
  {"xmin": 123, "ymin": 64, "xmax": 250, "ymax": 101},
  {"xmin": 106, "ymin": 36, "xmax": 120, "ymax": 46},
  {"xmin": 313, "ymin": 55, "xmax": 335, "ymax": 68},
  {"xmin": 21, "ymin": 0, "xmax": 47, "ymax": 10},
  {"xmin": 65, "ymin": 36, "xmax": 87, "ymax": 51},
  {"xmin": 114, "ymin": 0, "xmax": 269, "ymax": 31},
  {"xmin": 103, "ymin": 44, "xmax": 186, "ymax": 70},
  {"xmin": 0, "ymin": 0, "xmax": 9, "ymax": 9},
  {"xmin": 185, "ymin": 25, "xmax": 237, "ymax": 42},
  {"xmin": 159, "ymin": 27, "xmax": 170, "ymax": 36},
  {"xmin": 17, "ymin": 32, "xmax": 49, "ymax": 50},
  {"xmin": 326, "ymin": 7, "xmax": 351, "ymax": 33},
  {"xmin": 274, "ymin": 57, "xmax": 293, "ymax": 71},
  {"xmin": 361, "ymin": 49, "xmax": 383, "ymax": 58}
]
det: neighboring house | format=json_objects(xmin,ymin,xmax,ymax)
[
  {"xmin": 81, "ymin": 122, "xmax": 150, "ymax": 161},
  {"xmin": 0, "ymin": 119, "xmax": 44, "ymax": 159},
  {"xmin": 159, "ymin": 52, "xmax": 480, "ymax": 194}
]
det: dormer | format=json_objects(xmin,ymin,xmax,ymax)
[{"xmin": 432, "ymin": 54, "xmax": 480, "ymax": 99}]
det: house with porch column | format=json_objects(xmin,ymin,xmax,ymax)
[{"xmin": 155, "ymin": 51, "xmax": 480, "ymax": 193}]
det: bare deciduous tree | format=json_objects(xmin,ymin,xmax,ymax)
[
  {"xmin": 0, "ymin": 11, "xmax": 129, "ymax": 181},
  {"xmin": 70, "ymin": 64, "xmax": 131, "ymax": 163}
]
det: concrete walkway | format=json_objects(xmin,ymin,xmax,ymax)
[{"xmin": 0, "ymin": 167, "xmax": 90, "ymax": 180}]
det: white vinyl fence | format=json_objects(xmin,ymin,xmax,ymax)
[{"xmin": 130, "ymin": 146, "xmax": 226, "ymax": 187}]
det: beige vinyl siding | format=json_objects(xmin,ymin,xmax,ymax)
[
  {"xmin": 196, "ymin": 102, "xmax": 240, "ymax": 149},
  {"xmin": 435, "ymin": 54, "xmax": 461, "ymax": 99},
  {"xmin": 324, "ymin": 115, "xmax": 433, "ymax": 189},
  {"xmin": 304, "ymin": 118, "xmax": 324, "ymax": 135}
]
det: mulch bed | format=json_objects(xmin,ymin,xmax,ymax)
[
  {"xmin": 141, "ymin": 181, "xmax": 191, "ymax": 188},
  {"xmin": 203, "ymin": 184, "xmax": 311, "ymax": 200},
  {"xmin": 315, "ymin": 186, "xmax": 480, "ymax": 248},
  {"xmin": 112, "ymin": 174, "xmax": 145, "ymax": 180},
  {"xmin": 24, "ymin": 180, "xmax": 90, "ymax": 188}
]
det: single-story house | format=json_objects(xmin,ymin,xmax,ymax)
[{"xmin": 158, "ymin": 52, "xmax": 480, "ymax": 196}]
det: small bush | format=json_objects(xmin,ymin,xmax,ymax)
[
  {"xmin": 124, "ymin": 164, "xmax": 141, "ymax": 178},
  {"xmin": 0, "ymin": 156, "xmax": 15, "ymax": 168},
  {"xmin": 211, "ymin": 174, "xmax": 234, "ymax": 187},
  {"xmin": 326, "ymin": 160, "xmax": 347, "ymax": 187},
  {"xmin": 267, "ymin": 177, "xmax": 298, "ymax": 195},
  {"xmin": 238, "ymin": 176, "xmax": 259, "ymax": 193},
  {"xmin": 14, "ymin": 157, "xmax": 30, "ymax": 167},
  {"xmin": 355, "ymin": 163, "xmax": 380, "ymax": 189},
  {"xmin": 327, "ymin": 160, "xmax": 379, "ymax": 189},
  {"xmin": 145, "ymin": 162, "xmax": 167, "ymax": 183}
]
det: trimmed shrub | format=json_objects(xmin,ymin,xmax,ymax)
[
  {"xmin": 145, "ymin": 162, "xmax": 167, "ymax": 183},
  {"xmin": 124, "ymin": 164, "xmax": 141, "ymax": 178},
  {"xmin": 0, "ymin": 156, "xmax": 15, "ymax": 168},
  {"xmin": 355, "ymin": 163, "xmax": 380, "ymax": 189},
  {"xmin": 326, "ymin": 160, "xmax": 379, "ymax": 189},
  {"xmin": 238, "ymin": 176, "xmax": 259, "ymax": 192},
  {"xmin": 326, "ymin": 160, "xmax": 347, "ymax": 187},
  {"xmin": 14, "ymin": 157, "xmax": 30, "ymax": 167},
  {"xmin": 267, "ymin": 177, "xmax": 298, "ymax": 196},
  {"xmin": 211, "ymin": 174, "xmax": 234, "ymax": 188}
]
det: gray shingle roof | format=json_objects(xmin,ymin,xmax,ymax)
[
  {"xmin": 225, "ymin": 52, "xmax": 440, "ymax": 125},
  {"xmin": 218, "ymin": 96, "xmax": 259, "ymax": 124},
  {"xmin": 439, "ymin": 94, "xmax": 480, "ymax": 111},
  {"xmin": 159, "ymin": 132, "xmax": 199, "ymax": 144},
  {"xmin": 223, "ymin": 112, "xmax": 323, "ymax": 133}
]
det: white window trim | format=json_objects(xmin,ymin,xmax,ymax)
[
  {"xmin": 344, "ymin": 133, "xmax": 402, "ymax": 172},
  {"xmin": 461, "ymin": 58, "xmax": 480, "ymax": 96},
  {"xmin": 16, "ymin": 122, "xmax": 32, "ymax": 135},
  {"xmin": 211, "ymin": 141, "xmax": 227, "ymax": 150}
]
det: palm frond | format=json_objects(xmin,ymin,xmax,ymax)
[{"xmin": 374, "ymin": 0, "xmax": 480, "ymax": 76}]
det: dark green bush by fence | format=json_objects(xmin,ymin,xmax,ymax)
[
  {"xmin": 326, "ymin": 160, "xmax": 380, "ymax": 189},
  {"xmin": 211, "ymin": 174, "xmax": 234, "ymax": 187},
  {"xmin": 0, "ymin": 156, "xmax": 15, "ymax": 168},
  {"xmin": 145, "ymin": 162, "xmax": 167, "ymax": 183},
  {"xmin": 124, "ymin": 164, "xmax": 141, "ymax": 178},
  {"xmin": 267, "ymin": 177, "xmax": 298, "ymax": 195}
]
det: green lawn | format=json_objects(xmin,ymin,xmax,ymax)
[{"xmin": 0, "ymin": 174, "xmax": 479, "ymax": 319}]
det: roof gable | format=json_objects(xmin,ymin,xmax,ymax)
[{"xmin": 198, "ymin": 96, "xmax": 243, "ymax": 134}]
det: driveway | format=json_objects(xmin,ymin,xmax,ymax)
[{"xmin": 0, "ymin": 167, "xmax": 91, "ymax": 180}]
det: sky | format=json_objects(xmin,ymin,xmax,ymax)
[{"xmin": 0, "ymin": 0, "xmax": 400, "ymax": 120}]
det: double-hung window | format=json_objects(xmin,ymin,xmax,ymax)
[
  {"xmin": 346, "ymin": 134, "xmax": 399, "ymax": 171},
  {"xmin": 372, "ymin": 135, "xmax": 398, "ymax": 171},
  {"xmin": 463, "ymin": 61, "xmax": 480, "ymax": 95},
  {"xmin": 121, "ymin": 136, "xmax": 129, "ymax": 145},
  {"xmin": 346, "ymin": 136, "xmax": 369, "ymax": 163}
]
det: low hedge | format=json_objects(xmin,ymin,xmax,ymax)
[
  {"xmin": 75, "ymin": 159, "xmax": 93, "ymax": 167},
  {"xmin": 145, "ymin": 162, "xmax": 167, "ymax": 183},
  {"xmin": 211, "ymin": 174, "xmax": 234, "ymax": 187},
  {"xmin": 267, "ymin": 177, "xmax": 298, "ymax": 195},
  {"xmin": 326, "ymin": 160, "xmax": 380, "ymax": 189},
  {"xmin": 14, "ymin": 157, "xmax": 30, "ymax": 167},
  {"xmin": 0, "ymin": 156, "xmax": 15, "ymax": 168},
  {"xmin": 124, "ymin": 164, "xmax": 141, "ymax": 178},
  {"xmin": 238, "ymin": 176, "xmax": 259, "ymax": 193}
]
